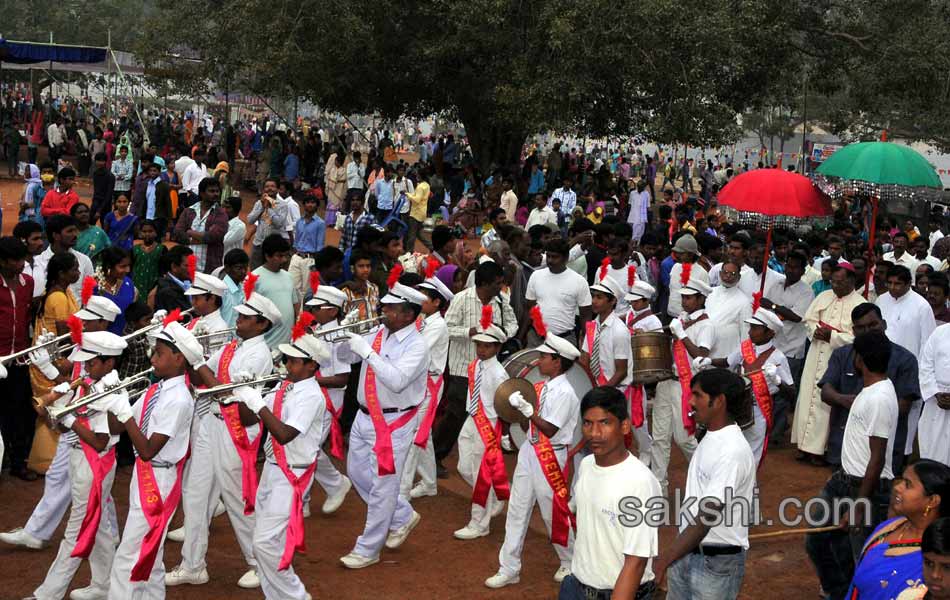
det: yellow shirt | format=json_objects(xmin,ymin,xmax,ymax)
[{"xmin": 408, "ymin": 181, "xmax": 430, "ymax": 221}]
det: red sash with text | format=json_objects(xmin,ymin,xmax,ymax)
[
  {"xmin": 623, "ymin": 312, "xmax": 654, "ymax": 430},
  {"xmin": 269, "ymin": 381, "xmax": 318, "ymax": 570},
  {"xmin": 672, "ymin": 314, "xmax": 708, "ymax": 436},
  {"xmin": 365, "ymin": 330, "xmax": 420, "ymax": 475},
  {"xmin": 469, "ymin": 360, "xmax": 510, "ymax": 507},
  {"xmin": 530, "ymin": 381, "xmax": 576, "ymax": 547},
  {"xmin": 131, "ymin": 384, "xmax": 187, "ymax": 581},
  {"xmin": 315, "ymin": 369, "xmax": 344, "ymax": 461},
  {"xmin": 71, "ymin": 380, "xmax": 117, "ymax": 559},
  {"xmin": 413, "ymin": 374, "xmax": 445, "ymax": 448},
  {"xmin": 217, "ymin": 340, "xmax": 262, "ymax": 514},
  {"xmin": 741, "ymin": 339, "xmax": 775, "ymax": 468}
]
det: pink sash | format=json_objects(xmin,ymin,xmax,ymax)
[
  {"xmin": 530, "ymin": 381, "xmax": 576, "ymax": 546},
  {"xmin": 470, "ymin": 361, "xmax": 509, "ymax": 506},
  {"xmin": 741, "ymin": 339, "xmax": 775, "ymax": 468},
  {"xmin": 671, "ymin": 314, "xmax": 708, "ymax": 436},
  {"xmin": 270, "ymin": 382, "xmax": 318, "ymax": 570},
  {"xmin": 71, "ymin": 380, "xmax": 117, "ymax": 558},
  {"xmin": 365, "ymin": 330, "xmax": 420, "ymax": 475},
  {"xmin": 315, "ymin": 369, "xmax": 344, "ymax": 461},
  {"xmin": 130, "ymin": 384, "xmax": 187, "ymax": 581},
  {"xmin": 217, "ymin": 340, "xmax": 262, "ymax": 514},
  {"xmin": 413, "ymin": 374, "xmax": 444, "ymax": 448}
]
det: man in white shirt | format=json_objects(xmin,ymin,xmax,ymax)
[
  {"xmin": 876, "ymin": 264, "xmax": 936, "ymax": 455},
  {"xmin": 485, "ymin": 335, "xmax": 581, "ymax": 589},
  {"xmin": 561, "ymin": 387, "xmax": 662, "ymax": 600},
  {"xmin": 918, "ymin": 322, "xmax": 950, "ymax": 466},
  {"xmin": 526, "ymin": 193, "xmax": 559, "ymax": 230},
  {"xmin": 653, "ymin": 368, "xmax": 756, "ymax": 600},
  {"xmin": 549, "ymin": 176, "xmax": 577, "ymax": 216},
  {"xmin": 32, "ymin": 214, "xmax": 95, "ymax": 299},
  {"xmin": 499, "ymin": 177, "xmax": 518, "ymax": 219},
  {"xmin": 223, "ymin": 196, "xmax": 247, "ymax": 256},
  {"xmin": 883, "ymin": 232, "xmax": 920, "ymax": 281},
  {"xmin": 804, "ymin": 331, "xmax": 898, "ymax": 599},
  {"xmin": 627, "ymin": 180, "xmax": 650, "ymax": 244},
  {"xmin": 667, "ymin": 234, "xmax": 709, "ymax": 319},
  {"xmin": 624, "ymin": 281, "xmax": 663, "ymax": 468},
  {"xmin": 705, "ymin": 261, "xmax": 752, "ymax": 360},
  {"xmin": 521, "ymin": 238, "xmax": 593, "ymax": 345},
  {"xmin": 929, "ymin": 218, "xmax": 948, "ymax": 253},
  {"xmin": 181, "ymin": 148, "xmax": 210, "ymax": 202},
  {"xmin": 913, "ymin": 237, "xmax": 943, "ymax": 270},
  {"xmin": 346, "ymin": 151, "xmax": 365, "ymax": 193}
]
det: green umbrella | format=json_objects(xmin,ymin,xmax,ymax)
[{"xmin": 816, "ymin": 141, "xmax": 941, "ymax": 188}]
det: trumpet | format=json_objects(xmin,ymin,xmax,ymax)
[
  {"xmin": 32, "ymin": 376, "xmax": 88, "ymax": 415},
  {"xmin": 46, "ymin": 368, "xmax": 155, "ymax": 422},
  {"xmin": 311, "ymin": 316, "xmax": 384, "ymax": 343},
  {"xmin": 194, "ymin": 373, "xmax": 284, "ymax": 400},
  {"xmin": 0, "ymin": 332, "xmax": 74, "ymax": 365},
  {"xmin": 123, "ymin": 308, "xmax": 196, "ymax": 342},
  {"xmin": 193, "ymin": 327, "xmax": 237, "ymax": 341}
]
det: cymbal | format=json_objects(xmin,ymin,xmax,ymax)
[{"xmin": 494, "ymin": 377, "xmax": 537, "ymax": 426}]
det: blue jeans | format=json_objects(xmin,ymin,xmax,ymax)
[
  {"xmin": 666, "ymin": 550, "xmax": 746, "ymax": 600},
  {"xmin": 558, "ymin": 574, "xmax": 655, "ymax": 600}
]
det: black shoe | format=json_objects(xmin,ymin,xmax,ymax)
[{"xmin": 436, "ymin": 463, "xmax": 449, "ymax": 479}]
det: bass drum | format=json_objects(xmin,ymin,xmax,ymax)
[{"xmin": 502, "ymin": 349, "xmax": 595, "ymax": 448}]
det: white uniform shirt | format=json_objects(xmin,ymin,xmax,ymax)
[
  {"xmin": 726, "ymin": 341, "xmax": 794, "ymax": 394},
  {"xmin": 133, "ymin": 375, "xmax": 194, "ymax": 464},
  {"xmin": 668, "ymin": 262, "xmax": 710, "ymax": 317},
  {"xmin": 340, "ymin": 325, "xmax": 429, "ymax": 411},
  {"xmin": 468, "ymin": 357, "xmax": 507, "ymax": 421},
  {"xmin": 841, "ymin": 379, "xmax": 899, "ymax": 480},
  {"xmin": 671, "ymin": 309, "xmax": 716, "ymax": 377},
  {"xmin": 526, "ymin": 267, "xmax": 592, "ymax": 335},
  {"xmin": 763, "ymin": 278, "xmax": 814, "ymax": 359},
  {"xmin": 571, "ymin": 453, "xmax": 661, "ymax": 589},
  {"xmin": 625, "ymin": 308, "xmax": 663, "ymax": 333},
  {"xmin": 581, "ymin": 312, "xmax": 632, "ymax": 387},
  {"xmin": 604, "ymin": 264, "xmax": 637, "ymax": 315},
  {"xmin": 706, "ymin": 285, "xmax": 752, "ymax": 359},
  {"xmin": 190, "ymin": 309, "xmax": 231, "ymax": 358},
  {"xmin": 680, "ymin": 423, "xmax": 756, "ymax": 548},
  {"xmin": 264, "ymin": 378, "xmax": 325, "ymax": 466},
  {"xmin": 536, "ymin": 373, "xmax": 581, "ymax": 446},
  {"xmin": 205, "ymin": 334, "xmax": 274, "ymax": 437},
  {"xmin": 877, "ymin": 291, "xmax": 937, "ymax": 359},
  {"xmin": 317, "ymin": 320, "xmax": 353, "ymax": 412},
  {"xmin": 32, "ymin": 247, "xmax": 95, "ymax": 299},
  {"xmin": 420, "ymin": 312, "xmax": 449, "ymax": 375},
  {"xmin": 738, "ymin": 266, "xmax": 785, "ymax": 298}
]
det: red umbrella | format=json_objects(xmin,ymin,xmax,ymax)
[{"xmin": 718, "ymin": 169, "xmax": 833, "ymax": 305}]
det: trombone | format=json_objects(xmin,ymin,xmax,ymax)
[
  {"xmin": 193, "ymin": 327, "xmax": 237, "ymax": 341},
  {"xmin": 46, "ymin": 368, "xmax": 155, "ymax": 422},
  {"xmin": 193, "ymin": 373, "xmax": 284, "ymax": 400},
  {"xmin": 0, "ymin": 332, "xmax": 73, "ymax": 365},
  {"xmin": 311, "ymin": 316, "xmax": 384, "ymax": 343},
  {"xmin": 122, "ymin": 308, "xmax": 196, "ymax": 342}
]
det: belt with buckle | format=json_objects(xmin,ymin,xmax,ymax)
[
  {"xmin": 691, "ymin": 544, "xmax": 743, "ymax": 556},
  {"xmin": 358, "ymin": 404, "xmax": 418, "ymax": 415}
]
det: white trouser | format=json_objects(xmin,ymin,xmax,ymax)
[
  {"xmin": 109, "ymin": 465, "xmax": 179, "ymax": 600},
  {"xmin": 25, "ymin": 435, "xmax": 118, "ymax": 542},
  {"xmin": 651, "ymin": 379, "xmax": 697, "ymax": 494},
  {"xmin": 400, "ymin": 389, "xmax": 437, "ymax": 497},
  {"xmin": 181, "ymin": 415, "xmax": 258, "ymax": 571},
  {"xmin": 34, "ymin": 448, "xmax": 117, "ymax": 600},
  {"xmin": 287, "ymin": 254, "xmax": 314, "ymax": 301},
  {"xmin": 631, "ymin": 222, "xmax": 646, "ymax": 244},
  {"xmin": 313, "ymin": 453, "xmax": 346, "ymax": 499},
  {"xmin": 255, "ymin": 464, "xmax": 313, "ymax": 600},
  {"xmin": 456, "ymin": 416, "xmax": 501, "ymax": 532},
  {"xmin": 631, "ymin": 385, "xmax": 653, "ymax": 468},
  {"xmin": 918, "ymin": 397, "xmax": 950, "ymax": 466},
  {"xmin": 742, "ymin": 403, "xmax": 767, "ymax": 466},
  {"xmin": 347, "ymin": 409, "xmax": 419, "ymax": 558},
  {"xmin": 498, "ymin": 442, "xmax": 573, "ymax": 577}
]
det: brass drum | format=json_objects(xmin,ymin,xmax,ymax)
[
  {"xmin": 735, "ymin": 377, "xmax": 755, "ymax": 431},
  {"xmin": 630, "ymin": 331, "xmax": 674, "ymax": 384}
]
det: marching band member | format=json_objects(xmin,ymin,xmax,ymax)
[
  {"xmin": 229, "ymin": 319, "xmax": 332, "ymax": 600},
  {"xmin": 1, "ymin": 295, "xmax": 121, "ymax": 552},
  {"xmin": 29, "ymin": 331, "xmax": 127, "ymax": 600},
  {"xmin": 452, "ymin": 321, "xmax": 509, "ymax": 540},
  {"xmin": 652, "ymin": 278, "xmax": 715, "ymax": 496},
  {"xmin": 402, "ymin": 274, "xmax": 452, "ymax": 500},
  {"xmin": 623, "ymin": 280, "xmax": 662, "ymax": 468},
  {"xmin": 697, "ymin": 308, "xmax": 795, "ymax": 466},
  {"xmin": 106, "ymin": 321, "xmax": 205, "ymax": 599},
  {"xmin": 485, "ymin": 324, "xmax": 581, "ymax": 589},
  {"xmin": 337, "ymin": 282, "xmax": 430, "ymax": 569},
  {"xmin": 303, "ymin": 284, "xmax": 353, "ymax": 516},
  {"xmin": 165, "ymin": 271, "xmax": 231, "ymax": 545},
  {"xmin": 167, "ymin": 290, "xmax": 280, "ymax": 589}
]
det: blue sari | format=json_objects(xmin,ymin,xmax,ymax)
[
  {"xmin": 846, "ymin": 517, "xmax": 928, "ymax": 599},
  {"xmin": 104, "ymin": 212, "xmax": 138, "ymax": 251},
  {"xmin": 96, "ymin": 277, "xmax": 136, "ymax": 335}
]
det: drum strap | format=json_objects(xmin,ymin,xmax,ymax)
[
  {"xmin": 625, "ymin": 309, "xmax": 653, "ymax": 331},
  {"xmin": 741, "ymin": 340, "xmax": 774, "ymax": 468},
  {"xmin": 671, "ymin": 314, "xmax": 707, "ymax": 436}
]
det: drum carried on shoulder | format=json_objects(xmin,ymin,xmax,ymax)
[{"xmin": 630, "ymin": 330, "xmax": 674, "ymax": 384}]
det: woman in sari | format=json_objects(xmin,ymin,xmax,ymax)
[
  {"xmin": 70, "ymin": 203, "xmax": 110, "ymax": 261},
  {"xmin": 102, "ymin": 193, "xmax": 138, "ymax": 251},
  {"xmin": 847, "ymin": 459, "xmax": 950, "ymax": 599},
  {"xmin": 94, "ymin": 246, "xmax": 137, "ymax": 335},
  {"xmin": 213, "ymin": 160, "xmax": 233, "ymax": 200},
  {"xmin": 18, "ymin": 164, "xmax": 43, "ymax": 226}
]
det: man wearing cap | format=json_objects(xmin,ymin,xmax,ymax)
[
  {"xmin": 581, "ymin": 276, "xmax": 632, "ymax": 394},
  {"xmin": 337, "ymin": 282, "xmax": 430, "ymax": 568},
  {"xmin": 699, "ymin": 309, "xmax": 795, "ymax": 465},
  {"xmin": 706, "ymin": 261, "xmax": 752, "ymax": 360},
  {"xmin": 172, "ymin": 292, "xmax": 281, "ymax": 589},
  {"xmin": 1, "ymin": 295, "xmax": 122, "ymax": 551},
  {"xmin": 303, "ymin": 285, "xmax": 353, "ymax": 516},
  {"xmin": 667, "ymin": 234, "xmax": 709, "ymax": 319},
  {"xmin": 652, "ymin": 279, "xmax": 715, "ymax": 495},
  {"xmin": 624, "ymin": 280, "xmax": 662, "ymax": 467},
  {"xmin": 30, "ymin": 331, "xmax": 128, "ymax": 600},
  {"xmin": 229, "ymin": 323, "xmax": 331, "ymax": 600},
  {"xmin": 485, "ymin": 333, "xmax": 580, "ymax": 589},
  {"xmin": 105, "ymin": 321, "xmax": 204, "ymax": 599},
  {"xmin": 453, "ymin": 322, "xmax": 509, "ymax": 541},
  {"xmin": 402, "ymin": 276, "xmax": 452, "ymax": 500}
]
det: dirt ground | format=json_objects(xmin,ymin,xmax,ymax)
[{"xmin": 0, "ymin": 170, "xmax": 832, "ymax": 598}]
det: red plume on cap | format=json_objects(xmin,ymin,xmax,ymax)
[
  {"xmin": 529, "ymin": 305, "xmax": 547, "ymax": 338},
  {"xmin": 186, "ymin": 254, "xmax": 197, "ymax": 283},
  {"xmin": 243, "ymin": 273, "xmax": 259, "ymax": 301},
  {"xmin": 67, "ymin": 315, "xmax": 83, "ymax": 346},
  {"xmin": 81, "ymin": 276, "xmax": 96, "ymax": 306},
  {"xmin": 309, "ymin": 270, "xmax": 321, "ymax": 295},
  {"xmin": 752, "ymin": 292, "xmax": 762, "ymax": 313},
  {"xmin": 424, "ymin": 256, "xmax": 439, "ymax": 279},
  {"xmin": 291, "ymin": 312, "xmax": 316, "ymax": 341},
  {"xmin": 598, "ymin": 257, "xmax": 610, "ymax": 281},
  {"xmin": 680, "ymin": 262, "xmax": 692, "ymax": 286},
  {"xmin": 386, "ymin": 263, "xmax": 404, "ymax": 290},
  {"xmin": 480, "ymin": 304, "xmax": 493, "ymax": 330},
  {"xmin": 628, "ymin": 265, "xmax": 637, "ymax": 287},
  {"xmin": 163, "ymin": 308, "xmax": 182, "ymax": 327}
]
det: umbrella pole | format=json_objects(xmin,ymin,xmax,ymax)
[
  {"xmin": 759, "ymin": 223, "xmax": 773, "ymax": 298},
  {"xmin": 864, "ymin": 197, "xmax": 878, "ymax": 299}
]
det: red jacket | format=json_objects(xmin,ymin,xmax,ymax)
[{"xmin": 40, "ymin": 188, "xmax": 80, "ymax": 217}]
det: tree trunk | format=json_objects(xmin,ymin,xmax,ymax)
[{"xmin": 457, "ymin": 104, "xmax": 526, "ymax": 176}]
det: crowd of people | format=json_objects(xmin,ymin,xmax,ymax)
[{"xmin": 2, "ymin": 95, "xmax": 950, "ymax": 599}]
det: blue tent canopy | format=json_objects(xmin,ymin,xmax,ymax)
[{"xmin": 0, "ymin": 38, "xmax": 107, "ymax": 65}]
